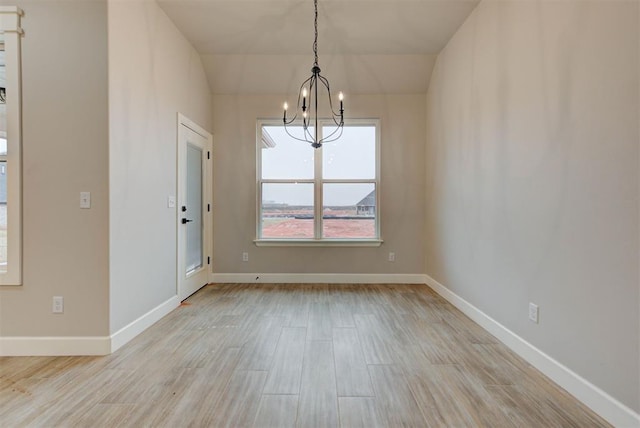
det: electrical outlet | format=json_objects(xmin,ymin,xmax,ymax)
[
  {"xmin": 529, "ymin": 302, "xmax": 539, "ymax": 324},
  {"xmin": 53, "ymin": 296, "xmax": 64, "ymax": 314},
  {"xmin": 242, "ymin": 252, "xmax": 249, "ymax": 262},
  {"xmin": 388, "ymin": 252, "xmax": 395, "ymax": 262}
]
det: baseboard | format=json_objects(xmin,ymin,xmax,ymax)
[
  {"xmin": 210, "ymin": 273, "xmax": 426, "ymax": 284},
  {"xmin": 110, "ymin": 295, "xmax": 180, "ymax": 353},
  {"xmin": 0, "ymin": 336, "xmax": 110, "ymax": 356},
  {"xmin": 424, "ymin": 274, "xmax": 640, "ymax": 428},
  {"xmin": 0, "ymin": 296, "xmax": 182, "ymax": 356}
]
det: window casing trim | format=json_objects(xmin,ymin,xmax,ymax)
[
  {"xmin": 256, "ymin": 118, "xmax": 381, "ymax": 246},
  {"xmin": 0, "ymin": 6, "xmax": 23, "ymax": 285},
  {"xmin": 254, "ymin": 239, "xmax": 383, "ymax": 247}
]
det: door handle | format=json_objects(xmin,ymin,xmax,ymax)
[{"xmin": 181, "ymin": 218, "xmax": 193, "ymax": 224}]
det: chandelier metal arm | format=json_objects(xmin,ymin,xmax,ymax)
[{"xmin": 316, "ymin": 74, "xmax": 342, "ymax": 118}]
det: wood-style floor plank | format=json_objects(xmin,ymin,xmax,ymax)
[
  {"xmin": 338, "ymin": 397, "xmax": 386, "ymax": 428},
  {"xmin": 329, "ymin": 302, "xmax": 356, "ymax": 328},
  {"xmin": 332, "ymin": 327, "xmax": 374, "ymax": 397},
  {"xmin": 308, "ymin": 302, "xmax": 333, "ymax": 341},
  {"xmin": 297, "ymin": 340, "xmax": 339, "ymax": 428},
  {"xmin": 0, "ymin": 283, "xmax": 611, "ymax": 428},
  {"xmin": 353, "ymin": 314, "xmax": 395, "ymax": 365},
  {"xmin": 368, "ymin": 364, "xmax": 427, "ymax": 427},
  {"xmin": 235, "ymin": 315, "xmax": 288, "ymax": 371},
  {"xmin": 253, "ymin": 394, "xmax": 298, "ymax": 428},
  {"xmin": 206, "ymin": 370, "xmax": 268, "ymax": 428},
  {"xmin": 263, "ymin": 327, "xmax": 306, "ymax": 394}
]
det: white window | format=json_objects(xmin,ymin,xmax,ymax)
[
  {"xmin": 0, "ymin": 7, "xmax": 23, "ymax": 285},
  {"xmin": 256, "ymin": 120, "xmax": 381, "ymax": 246}
]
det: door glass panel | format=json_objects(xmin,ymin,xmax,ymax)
[
  {"xmin": 186, "ymin": 144, "xmax": 203, "ymax": 273},
  {"xmin": 0, "ymin": 41, "xmax": 7, "ymax": 270},
  {"xmin": 0, "ymin": 43, "xmax": 6, "ymax": 156}
]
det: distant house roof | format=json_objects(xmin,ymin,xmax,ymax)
[
  {"xmin": 357, "ymin": 190, "xmax": 375, "ymax": 207},
  {"xmin": 262, "ymin": 128, "xmax": 277, "ymax": 148}
]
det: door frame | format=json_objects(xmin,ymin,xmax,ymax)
[{"xmin": 177, "ymin": 113, "xmax": 213, "ymax": 301}]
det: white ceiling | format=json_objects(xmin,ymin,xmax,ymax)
[{"xmin": 157, "ymin": 0, "xmax": 480, "ymax": 93}]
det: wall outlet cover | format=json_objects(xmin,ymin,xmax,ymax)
[
  {"xmin": 529, "ymin": 302, "xmax": 539, "ymax": 323},
  {"xmin": 53, "ymin": 296, "xmax": 64, "ymax": 314}
]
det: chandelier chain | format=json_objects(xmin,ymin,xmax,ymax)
[{"xmin": 313, "ymin": 0, "xmax": 318, "ymax": 66}]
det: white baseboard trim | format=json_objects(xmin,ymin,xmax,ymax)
[
  {"xmin": 210, "ymin": 273, "xmax": 426, "ymax": 284},
  {"xmin": 0, "ymin": 336, "xmax": 110, "ymax": 356},
  {"xmin": 110, "ymin": 295, "xmax": 180, "ymax": 353},
  {"xmin": 424, "ymin": 274, "xmax": 640, "ymax": 428},
  {"xmin": 0, "ymin": 296, "xmax": 181, "ymax": 356}
]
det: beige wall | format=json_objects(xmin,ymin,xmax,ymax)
[
  {"xmin": 213, "ymin": 94, "xmax": 425, "ymax": 274},
  {"xmin": 0, "ymin": 0, "xmax": 110, "ymax": 336},
  {"xmin": 0, "ymin": 0, "xmax": 213, "ymax": 340},
  {"xmin": 202, "ymin": 54, "xmax": 437, "ymax": 95},
  {"xmin": 426, "ymin": 0, "xmax": 639, "ymax": 412},
  {"xmin": 108, "ymin": 0, "xmax": 212, "ymax": 332}
]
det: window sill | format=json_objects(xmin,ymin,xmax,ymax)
[{"xmin": 254, "ymin": 239, "xmax": 383, "ymax": 247}]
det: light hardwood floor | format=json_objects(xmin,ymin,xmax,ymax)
[{"xmin": 1, "ymin": 283, "xmax": 610, "ymax": 427}]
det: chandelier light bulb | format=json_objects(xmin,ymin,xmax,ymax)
[
  {"xmin": 284, "ymin": 102, "xmax": 288, "ymax": 111},
  {"xmin": 339, "ymin": 92, "xmax": 344, "ymax": 101},
  {"xmin": 302, "ymin": 87, "xmax": 308, "ymax": 98}
]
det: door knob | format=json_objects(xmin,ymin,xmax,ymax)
[{"xmin": 181, "ymin": 218, "xmax": 193, "ymax": 224}]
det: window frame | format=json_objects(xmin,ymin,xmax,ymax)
[
  {"xmin": 255, "ymin": 118, "xmax": 382, "ymax": 247},
  {"xmin": 0, "ymin": 7, "xmax": 23, "ymax": 285}
]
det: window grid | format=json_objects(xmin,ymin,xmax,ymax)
[{"xmin": 257, "ymin": 119, "xmax": 380, "ymax": 243}]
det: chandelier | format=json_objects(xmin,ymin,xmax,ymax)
[{"xmin": 282, "ymin": 0, "xmax": 344, "ymax": 149}]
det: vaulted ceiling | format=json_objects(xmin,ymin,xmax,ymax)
[{"xmin": 157, "ymin": 0, "xmax": 480, "ymax": 93}]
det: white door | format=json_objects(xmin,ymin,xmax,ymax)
[{"xmin": 178, "ymin": 114, "xmax": 212, "ymax": 301}]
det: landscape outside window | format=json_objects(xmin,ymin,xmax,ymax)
[{"xmin": 259, "ymin": 122, "xmax": 378, "ymax": 240}]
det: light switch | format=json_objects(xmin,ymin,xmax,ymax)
[
  {"xmin": 168, "ymin": 196, "xmax": 176, "ymax": 208},
  {"xmin": 80, "ymin": 192, "xmax": 91, "ymax": 209}
]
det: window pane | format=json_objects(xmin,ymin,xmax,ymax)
[
  {"xmin": 323, "ymin": 183, "xmax": 376, "ymax": 239},
  {"xmin": 323, "ymin": 125, "xmax": 376, "ymax": 179},
  {"xmin": 261, "ymin": 126, "xmax": 314, "ymax": 179},
  {"xmin": 0, "ymin": 161, "xmax": 6, "ymax": 270},
  {"xmin": 261, "ymin": 183, "xmax": 314, "ymax": 239}
]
